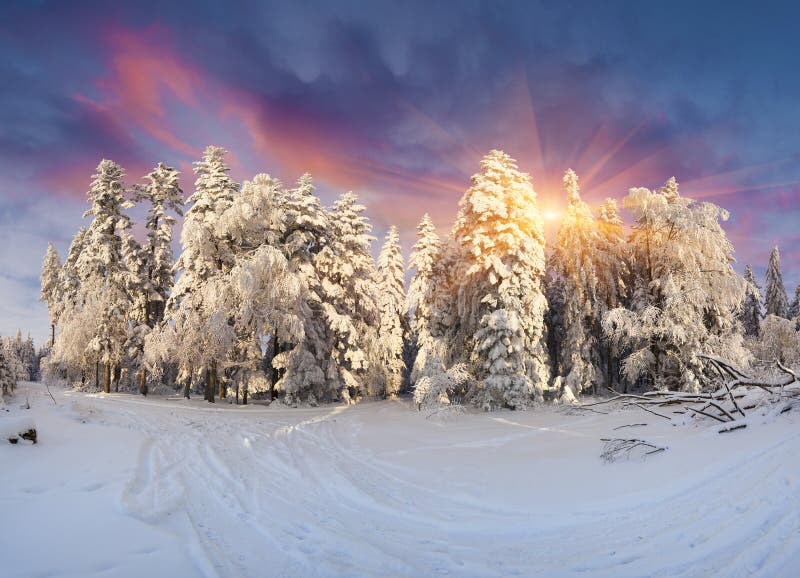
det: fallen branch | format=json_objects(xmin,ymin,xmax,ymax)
[
  {"xmin": 718, "ymin": 423, "xmax": 746, "ymax": 434},
  {"xmin": 44, "ymin": 382, "xmax": 57, "ymax": 406},
  {"xmin": 580, "ymin": 357, "xmax": 800, "ymax": 429},
  {"xmin": 600, "ymin": 438, "xmax": 666, "ymax": 463}
]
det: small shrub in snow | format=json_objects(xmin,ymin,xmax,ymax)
[{"xmin": 413, "ymin": 364, "xmax": 474, "ymax": 410}]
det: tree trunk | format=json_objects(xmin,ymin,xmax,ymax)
[
  {"xmin": 218, "ymin": 374, "xmax": 226, "ymax": 399},
  {"xmin": 140, "ymin": 368, "xmax": 148, "ymax": 396},
  {"xmin": 205, "ymin": 361, "xmax": 217, "ymax": 403},
  {"xmin": 51, "ymin": 324, "xmax": 55, "ymax": 348},
  {"xmin": 103, "ymin": 362, "xmax": 111, "ymax": 394},
  {"xmin": 95, "ymin": 361, "xmax": 100, "ymax": 390},
  {"xmin": 114, "ymin": 365, "xmax": 121, "ymax": 393},
  {"xmin": 267, "ymin": 334, "xmax": 278, "ymax": 400},
  {"xmin": 183, "ymin": 373, "xmax": 191, "ymax": 399},
  {"xmin": 243, "ymin": 383, "xmax": 248, "ymax": 405}
]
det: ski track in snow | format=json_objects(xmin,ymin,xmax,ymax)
[{"xmin": 5, "ymin": 383, "xmax": 800, "ymax": 577}]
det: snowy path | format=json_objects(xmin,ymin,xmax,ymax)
[{"xmin": 3, "ymin": 382, "xmax": 800, "ymax": 577}]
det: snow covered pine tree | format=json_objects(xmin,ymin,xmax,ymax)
[
  {"xmin": 765, "ymin": 246, "xmax": 789, "ymax": 318},
  {"xmin": 450, "ymin": 150, "xmax": 550, "ymax": 409}
]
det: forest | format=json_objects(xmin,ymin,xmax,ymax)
[{"xmin": 4, "ymin": 146, "xmax": 798, "ymax": 410}]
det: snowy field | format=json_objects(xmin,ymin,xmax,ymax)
[{"xmin": 2, "ymin": 382, "xmax": 800, "ymax": 577}]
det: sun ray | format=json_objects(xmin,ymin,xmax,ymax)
[{"xmin": 581, "ymin": 120, "xmax": 648, "ymax": 189}]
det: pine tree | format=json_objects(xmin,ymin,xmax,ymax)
[
  {"xmin": 450, "ymin": 150, "xmax": 550, "ymax": 409},
  {"xmin": 661, "ymin": 176, "xmax": 679, "ymax": 203},
  {"xmin": 407, "ymin": 214, "xmax": 442, "ymax": 383},
  {"xmin": 48, "ymin": 227, "xmax": 90, "ymax": 385},
  {"xmin": 741, "ymin": 265, "xmax": 762, "ymax": 337},
  {"xmin": 168, "ymin": 146, "xmax": 239, "ymax": 402},
  {"xmin": 39, "ymin": 242, "xmax": 62, "ymax": 347},
  {"xmin": 136, "ymin": 162, "xmax": 184, "ymax": 326},
  {"xmin": 764, "ymin": 246, "xmax": 789, "ymax": 318},
  {"xmin": 121, "ymin": 231, "xmax": 153, "ymax": 394},
  {"xmin": 603, "ymin": 181, "xmax": 747, "ymax": 392},
  {"xmin": 58, "ymin": 227, "xmax": 88, "ymax": 312},
  {"xmin": 594, "ymin": 198, "xmax": 628, "ymax": 387},
  {"xmin": 375, "ymin": 226, "xmax": 407, "ymax": 397},
  {"xmin": 315, "ymin": 192, "xmax": 378, "ymax": 401},
  {"xmin": 217, "ymin": 173, "xmax": 305, "ymax": 404},
  {"xmin": 0, "ymin": 340, "xmax": 15, "ymax": 397},
  {"xmin": 75, "ymin": 159, "xmax": 132, "ymax": 393},
  {"xmin": 549, "ymin": 169, "xmax": 599, "ymax": 399},
  {"xmin": 789, "ymin": 285, "xmax": 800, "ymax": 322},
  {"xmin": 273, "ymin": 173, "xmax": 334, "ymax": 404}
]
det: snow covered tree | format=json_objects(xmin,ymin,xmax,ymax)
[
  {"xmin": 548, "ymin": 169, "xmax": 599, "ymax": 399},
  {"xmin": 765, "ymin": 246, "xmax": 789, "ymax": 318},
  {"xmin": 167, "ymin": 146, "xmax": 239, "ymax": 402},
  {"xmin": 374, "ymin": 226, "xmax": 407, "ymax": 397},
  {"xmin": 594, "ymin": 198, "xmax": 629, "ymax": 387},
  {"xmin": 70, "ymin": 159, "xmax": 132, "ymax": 393},
  {"xmin": 121, "ymin": 232, "xmax": 155, "ymax": 394},
  {"xmin": 273, "ymin": 173, "xmax": 334, "ymax": 404},
  {"xmin": 216, "ymin": 173, "xmax": 306, "ymax": 403},
  {"xmin": 753, "ymin": 314, "xmax": 800, "ymax": 365},
  {"xmin": 741, "ymin": 265, "xmax": 762, "ymax": 337},
  {"xmin": 0, "ymin": 339, "xmax": 18, "ymax": 397},
  {"xmin": 136, "ymin": 162, "xmax": 184, "ymax": 326},
  {"xmin": 603, "ymin": 181, "xmax": 747, "ymax": 392},
  {"xmin": 789, "ymin": 285, "xmax": 800, "ymax": 323},
  {"xmin": 315, "ymin": 192, "xmax": 378, "ymax": 401},
  {"xmin": 450, "ymin": 150, "xmax": 550, "ymax": 409},
  {"xmin": 172, "ymin": 146, "xmax": 238, "ymax": 298},
  {"xmin": 39, "ymin": 242, "xmax": 62, "ymax": 347},
  {"xmin": 13, "ymin": 332, "xmax": 37, "ymax": 381},
  {"xmin": 58, "ymin": 227, "xmax": 88, "ymax": 314},
  {"xmin": 407, "ymin": 214, "xmax": 443, "ymax": 383},
  {"xmin": 47, "ymin": 227, "xmax": 90, "ymax": 385},
  {"xmin": 661, "ymin": 176, "xmax": 680, "ymax": 203}
]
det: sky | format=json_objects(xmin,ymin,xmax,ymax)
[{"xmin": 2, "ymin": 0, "xmax": 800, "ymax": 346}]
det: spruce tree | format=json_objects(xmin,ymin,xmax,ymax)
[
  {"xmin": 407, "ymin": 214, "xmax": 442, "ymax": 383},
  {"xmin": 789, "ymin": 285, "xmax": 800, "ymax": 321},
  {"xmin": 137, "ymin": 162, "xmax": 184, "ymax": 326},
  {"xmin": 549, "ymin": 169, "xmax": 599, "ymax": 399},
  {"xmin": 375, "ymin": 226, "xmax": 407, "ymax": 397},
  {"xmin": 274, "ymin": 173, "xmax": 334, "ymax": 403},
  {"xmin": 39, "ymin": 242, "xmax": 62, "ymax": 347},
  {"xmin": 765, "ymin": 246, "xmax": 789, "ymax": 318},
  {"xmin": 450, "ymin": 150, "xmax": 550, "ymax": 409},
  {"xmin": 169, "ymin": 146, "xmax": 239, "ymax": 402},
  {"xmin": 75, "ymin": 159, "xmax": 132, "ymax": 393},
  {"xmin": 315, "ymin": 192, "xmax": 378, "ymax": 401},
  {"xmin": 741, "ymin": 265, "xmax": 762, "ymax": 337},
  {"xmin": 594, "ymin": 198, "xmax": 628, "ymax": 387}
]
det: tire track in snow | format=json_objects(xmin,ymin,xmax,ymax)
[{"xmin": 64, "ymin": 391, "xmax": 800, "ymax": 577}]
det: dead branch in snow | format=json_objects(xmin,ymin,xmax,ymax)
[
  {"xmin": 581, "ymin": 356, "xmax": 800, "ymax": 427},
  {"xmin": 600, "ymin": 438, "xmax": 666, "ymax": 462},
  {"xmin": 718, "ymin": 423, "xmax": 747, "ymax": 434}
]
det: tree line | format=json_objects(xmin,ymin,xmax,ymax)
[{"xmin": 35, "ymin": 146, "xmax": 800, "ymax": 409}]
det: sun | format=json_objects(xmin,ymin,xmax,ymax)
[{"xmin": 543, "ymin": 209, "xmax": 561, "ymax": 222}]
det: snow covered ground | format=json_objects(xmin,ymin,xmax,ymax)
[{"xmin": 2, "ymin": 382, "xmax": 800, "ymax": 577}]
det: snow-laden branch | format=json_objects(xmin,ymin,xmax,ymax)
[{"xmin": 580, "ymin": 356, "xmax": 800, "ymax": 429}]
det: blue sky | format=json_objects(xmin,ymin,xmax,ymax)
[{"xmin": 2, "ymin": 0, "xmax": 799, "ymax": 345}]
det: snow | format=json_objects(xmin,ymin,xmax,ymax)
[{"xmin": 3, "ymin": 382, "xmax": 800, "ymax": 577}]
